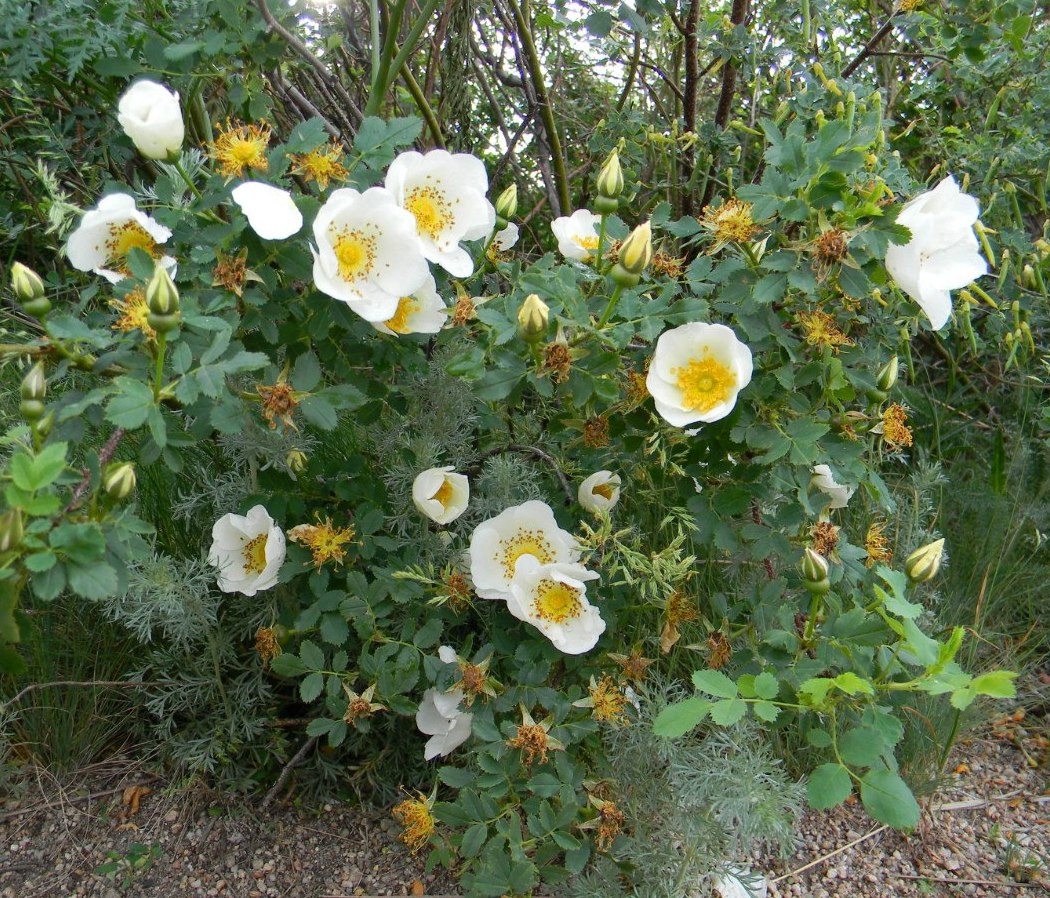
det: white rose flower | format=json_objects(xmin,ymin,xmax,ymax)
[
  {"xmin": 468, "ymin": 500, "xmax": 580, "ymax": 600},
  {"xmin": 415, "ymin": 687, "xmax": 473, "ymax": 760},
  {"xmin": 578, "ymin": 471, "xmax": 621, "ymax": 514},
  {"xmin": 311, "ymin": 186, "xmax": 430, "ymax": 322},
  {"xmin": 117, "ymin": 80, "xmax": 184, "ymax": 160},
  {"xmin": 208, "ymin": 504, "xmax": 286, "ymax": 596},
  {"xmin": 551, "ymin": 209, "xmax": 600, "ymax": 261},
  {"xmin": 370, "ymin": 273, "xmax": 447, "ymax": 336},
  {"xmin": 493, "ymin": 222, "xmax": 520, "ymax": 251},
  {"xmin": 885, "ymin": 175, "xmax": 988, "ymax": 330},
  {"xmin": 810, "ymin": 464, "xmax": 854, "ymax": 510},
  {"xmin": 65, "ymin": 193, "xmax": 175, "ymax": 284},
  {"xmin": 412, "ymin": 466, "xmax": 469, "ymax": 525},
  {"xmin": 645, "ymin": 322, "xmax": 753, "ymax": 428},
  {"xmin": 507, "ymin": 556, "xmax": 605, "ymax": 655},
  {"xmin": 231, "ymin": 182, "xmax": 303, "ymax": 240},
  {"xmin": 385, "ymin": 150, "xmax": 496, "ymax": 277}
]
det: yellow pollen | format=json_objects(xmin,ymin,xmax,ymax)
[
  {"xmin": 332, "ymin": 229, "xmax": 376, "ymax": 281},
  {"xmin": 109, "ymin": 289, "xmax": 155, "ymax": 339},
  {"xmin": 432, "ymin": 477, "xmax": 455, "ymax": 509},
  {"xmin": 500, "ymin": 530, "xmax": 555, "ymax": 578},
  {"xmin": 533, "ymin": 578, "xmax": 582, "ymax": 623},
  {"xmin": 673, "ymin": 354, "xmax": 737, "ymax": 413},
  {"xmin": 242, "ymin": 533, "xmax": 269, "ymax": 574},
  {"xmin": 405, "ymin": 187, "xmax": 452, "ymax": 240},
  {"xmin": 105, "ymin": 222, "xmax": 160, "ymax": 273},
  {"xmin": 211, "ymin": 121, "xmax": 271, "ymax": 179},
  {"xmin": 574, "ymin": 235, "xmax": 600, "ymax": 251},
  {"xmin": 384, "ymin": 296, "xmax": 418, "ymax": 334},
  {"xmin": 592, "ymin": 482, "xmax": 616, "ymax": 501}
]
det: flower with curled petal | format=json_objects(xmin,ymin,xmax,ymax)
[
  {"xmin": 66, "ymin": 194, "xmax": 175, "ymax": 285},
  {"xmin": 208, "ymin": 505, "xmax": 286, "ymax": 596}
]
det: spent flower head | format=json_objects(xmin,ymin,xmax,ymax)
[{"xmin": 211, "ymin": 120, "xmax": 271, "ymax": 179}]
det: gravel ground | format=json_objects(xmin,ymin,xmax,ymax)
[{"xmin": 0, "ymin": 725, "xmax": 1045, "ymax": 898}]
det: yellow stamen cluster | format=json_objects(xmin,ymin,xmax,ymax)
[
  {"xmin": 109, "ymin": 289, "xmax": 155, "ymax": 339},
  {"xmin": 332, "ymin": 228, "xmax": 377, "ymax": 281},
  {"xmin": 665, "ymin": 590, "xmax": 699, "ymax": 627},
  {"xmin": 507, "ymin": 723, "xmax": 553, "ymax": 767},
  {"xmin": 105, "ymin": 222, "xmax": 161, "ymax": 275},
  {"xmin": 533, "ymin": 578, "xmax": 582, "ymax": 624},
  {"xmin": 899, "ymin": 0, "xmax": 924, "ymax": 10},
  {"xmin": 583, "ymin": 415, "xmax": 609, "ymax": 448},
  {"xmin": 211, "ymin": 120, "xmax": 271, "ymax": 179},
  {"xmin": 625, "ymin": 368, "xmax": 649, "ymax": 406},
  {"xmin": 451, "ymin": 294, "xmax": 477, "ymax": 326},
  {"xmin": 213, "ymin": 249, "xmax": 250, "ymax": 296},
  {"xmin": 288, "ymin": 518, "xmax": 356, "ymax": 569},
  {"xmin": 405, "ymin": 186, "xmax": 452, "ymax": 239},
  {"xmin": 500, "ymin": 530, "xmax": 555, "ymax": 579},
  {"xmin": 811, "ymin": 521, "xmax": 840, "ymax": 557},
  {"xmin": 706, "ymin": 631, "xmax": 733, "ymax": 669},
  {"xmin": 673, "ymin": 355, "xmax": 736, "ymax": 413},
  {"xmin": 441, "ymin": 570, "xmax": 473, "ymax": 611},
  {"xmin": 797, "ymin": 310, "xmax": 853, "ymax": 352},
  {"xmin": 242, "ymin": 533, "xmax": 269, "ymax": 574},
  {"xmin": 588, "ymin": 675, "xmax": 630, "ymax": 725},
  {"xmin": 543, "ymin": 342, "xmax": 572, "ymax": 383},
  {"xmin": 610, "ymin": 649, "xmax": 654, "ymax": 684},
  {"xmin": 595, "ymin": 801, "xmax": 627, "ymax": 852},
  {"xmin": 254, "ymin": 627, "xmax": 282, "ymax": 666},
  {"xmin": 651, "ymin": 250, "xmax": 685, "ymax": 279},
  {"xmin": 881, "ymin": 403, "xmax": 914, "ymax": 449},
  {"xmin": 383, "ymin": 296, "xmax": 419, "ymax": 334},
  {"xmin": 392, "ymin": 794, "xmax": 435, "ymax": 853},
  {"xmin": 865, "ymin": 520, "xmax": 892, "ymax": 568},
  {"xmin": 291, "ymin": 143, "xmax": 348, "ymax": 190},
  {"xmin": 703, "ymin": 198, "xmax": 758, "ymax": 244},
  {"xmin": 256, "ymin": 381, "xmax": 299, "ymax": 430}
]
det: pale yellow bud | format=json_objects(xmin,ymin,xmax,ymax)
[
  {"xmin": 0, "ymin": 508, "xmax": 24, "ymax": 553},
  {"xmin": 495, "ymin": 184, "xmax": 518, "ymax": 221},
  {"xmin": 517, "ymin": 294, "xmax": 549, "ymax": 343},
  {"xmin": 102, "ymin": 463, "xmax": 137, "ymax": 501},
  {"xmin": 618, "ymin": 221, "xmax": 653, "ymax": 275},
  {"xmin": 876, "ymin": 356, "xmax": 899, "ymax": 392},
  {"xmin": 801, "ymin": 547, "xmax": 830, "ymax": 594},
  {"xmin": 146, "ymin": 265, "xmax": 180, "ymax": 316},
  {"xmin": 905, "ymin": 538, "xmax": 945, "ymax": 584},
  {"xmin": 10, "ymin": 262, "xmax": 45, "ymax": 302},
  {"xmin": 596, "ymin": 149, "xmax": 625, "ymax": 200},
  {"xmin": 286, "ymin": 449, "xmax": 308, "ymax": 473}
]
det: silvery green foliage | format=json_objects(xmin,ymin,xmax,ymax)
[
  {"xmin": 101, "ymin": 552, "xmax": 217, "ymax": 646},
  {"xmin": 567, "ymin": 682, "xmax": 800, "ymax": 898}
]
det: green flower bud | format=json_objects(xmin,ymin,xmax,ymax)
[
  {"xmin": 19, "ymin": 399, "xmax": 45, "ymax": 421},
  {"xmin": 801, "ymin": 547, "xmax": 831, "ymax": 594},
  {"xmin": 102, "ymin": 462, "xmax": 137, "ymax": 501},
  {"xmin": 0, "ymin": 508, "xmax": 24, "ymax": 553},
  {"xmin": 146, "ymin": 266, "xmax": 180, "ymax": 333},
  {"xmin": 618, "ymin": 221, "xmax": 653, "ymax": 275},
  {"xmin": 20, "ymin": 363, "xmax": 46, "ymax": 402},
  {"xmin": 495, "ymin": 184, "xmax": 518, "ymax": 222},
  {"xmin": 905, "ymin": 538, "xmax": 944, "ymax": 584},
  {"xmin": 876, "ymin": 355, "xmax": 899, "ymax": 393},
  {"xmin": 596, "ymin": 149, "xmax": 624, "ymax": 201},
  {"xmin": 517, "ymin": 293, "xmax": 549, "ymax": 343},
  {"xmin": 286, "ymin": 449, "xmax": 308, "ymax": 473},
  {"xmin": 11, "ymin": 261, "xmax": 45, "ymax": 300}
]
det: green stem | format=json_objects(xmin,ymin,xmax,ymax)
[
  {"xmin": 171, "ymin": 159, "xmax": 204, "ymax": 201},
  {"xmin": 368, "ymin": 0, "xmax": 382, "ymax": 99},
  {"xmin": 596, "ymin": 284, "xmax": 624, "ymax": 329},
  {"xmin": 153, "ymin": 332, "xmax": 167, "ymax": 401},
  {"xmin": 594, "ymin": 214, "xmax": 609, "ymax": 273},
  {"xmin": 365, "ymin": 0, "xmax": 406, "ymax": 116},
  {"xmin": 803, "ymin": 589, "xmax": 823, "ymax": 644}
]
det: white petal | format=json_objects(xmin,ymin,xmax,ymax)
[{"xmin": 232, "ymin": 182, "xmax": 303, "ymax": 240}]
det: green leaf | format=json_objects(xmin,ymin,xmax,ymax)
[
  {"xmin": 691, "ymin": 669, "xmax": 738, "ymax": 698},
  {"xmin": 299, "ymin": 672, "xmax": 324, "ymax": 703},
  {"xmin": 860, "ymin": 769, "xmax": 920, "ymax": 829},
  {"xmin": 319, "ymin": 612, "xmax": 349, "ymax": 645},
  {"xmin": 808, "ymin": 764, "xmax": 853, "ymax": 810},
  {"xmin": 710, "ymin": 698, "xmax": 747, "ymax": 725},
  {"xmin": 67, "ymin": 562, "xmax": 119, "ymax": 600},
  {"xmin": 461, "ymin": 822, "xmax": 488, "ymax": 858},
  {"xmin": 839, "ymin": 727, "xmax": 886, "ymax": 767},
  {"xmin": 299, "ymin": 639, "xmax": 325, "ymax": 670},
  {"xmin": 753, "ymin": 700, "xmax": 780, "ymax": 722},
  {"xmin": 652, "ymin": 696, "xmax": 711, "ymax": 737},
  {"xmin": 754, "ymin": 671, "xmax": 779, "ymax": 700},
  {"xmin": 9, "ymin": 442, "xmax": 68, "ymax": 491},
  {"xmin": 831, "ymin": 672, "xmax": 875, "ymax": 696},
  {"xmin": 438, "ymin": 766, "xmax": 476, "ymax": 788},
  {"xmin": 106, "ymin": 377, "xmax": 155, "ymax": 428},
  {"xmin": 50, "ymin": 522, "xmax": 106, "ymax": 564},
  {"xmin": 291, "ymin": 352, "xmax": 322, "ymax": 391},
  {"xmin": 270, "ymin": 653, "xmax": 306, "ymax": 677},
  {"xmin": 970, "ymin": 670, "xmax": 1017, "ymax": 699},
  {"xmin": 299, "ymin": 395, "xmax": 338, "ymax": 430},
  {"xmin": 163, "ymin": 40, "xmax": 205, "ymax": 61}
]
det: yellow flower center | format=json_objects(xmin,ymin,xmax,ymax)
[
  {"xmin": 211, "ymin": 122, "xmax": 271, "ymax": 179},
  {"xmin": 109, "ymin": 289, "xmax": 155, "ymax": 339},
  {"xmin": 673, "ymin": 354, "xmax": 737, "ymax": 413},
  {"xmin": 500, "ymin": 529, "xmax": 555, "ymax": 578},
  {"xmin": 405, "ymin": 187, "xmax": 453, "ymax": 240},
  {"xmin": 432, "ymin": 476, "xmax": 455, "ymax": 509},
  {"xmin": 242, "ymin": 533, "xmax": 269, "ymax": 574},
  {"xmin": 592, "ymin": 482, "xmax": 616, "ymax": 501},
  {"xmin": 292, "ymin": 145, "xmax": 348, "ymax": 190},
  {"xmin": 384, "ymin": 296, "xmax": 418, "ymax": 334},
  {"xmin": 532, "ymin": 578, "xmax": 582, "ymax": 623},
  {"xmin": 105, "ymin": 222, "xmax": 160, "ymax": 272},
  {"xmin": 332, "ymin": 229, "xmax": 377, "ymax": 281},
  {"xmin": 574, "ymin": 235, "xmax": 600, "ymax": 251}
]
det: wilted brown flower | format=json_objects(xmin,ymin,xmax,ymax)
[
  {"xmin": 881, "ymin": 403, "xmax": 914, "ymax": 449},
  {"xmin": 583, "ymin": 415, "xmax": 610, "ymax": 448},
  {"xmin": 543, "ymin": 341, "xmax": 572, "ymax": 383},
  {"xmin": 211, "ymin": 120, "xmax": 271, "ymax": 179},
  {"xmin": 706, "ymin": 631, "xmax": 733, "ymax": 669},
  {"xmin": 254, "ymin": 627, "xmax": 282, "ymax": 666},
  {"xmin": 811, "ymin": 521, "xmax": 840, "ymax": 557},
  {"xmin": 257, "ymin": 380, "xmax": 300, "ymax": 430},
  {"xmin": 797, "ymin": 310, "xmax": 853, "ymax": 352},
  {"xmin": 392, "ymin": 793, "xmax": 435, "ymax": 853},
  {"xmin": 865, "ymin": 520, "xmax": 892, "ymax": 568}
]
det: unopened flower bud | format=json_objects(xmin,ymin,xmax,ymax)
[
  {"xmin": 876, "ymin": 355, "xmax": 899, "ymax": 392},
  {"xmin": 1022, "ymin": 264, "xmax": 1036, "ymax": 289},
  {"xmin": 11, "ymin": 261, "xmax": 44, "ymax": 300},
  {"xmin": 596, "ymin": 149, "xmax": 625, "ymax": 201},
  {"xmin": 495, "ymin": 184, "xmax": 518, "ymax": 222},
  {"xmin": 286, "ymin": 449, "xmax": 308, "ymax": 473},
  {"xmin": 618, "ymin": 221, "xmax": 653, "ymax": 275},
  {"xmin": 146, "ymin": 265, "xmax": 180, "ymax": 333},
  {"xmin": 1035, "ymin": 238, "xmax": 1050, "ymax": 259},
  {"xmin": 801, "ymin": 547, "xmax": 831, "ymax": 594},
  {"xmin": 101, "ymin": 462, "xmax": 136, "ymax": 501},
  {"xmin": 20, "ymin": 362, "xmax": 47, "ymax": 402},
  {"xmin": 517, "ymin": 294, "xmax": 549, "ymax": 343},
  {"xmin": 905, "ymin": 538, "xmax": 944, "ymax": 584},
  {"xmin": 0, "ymin": 508, "xmax": 24, "ymax": 553}
]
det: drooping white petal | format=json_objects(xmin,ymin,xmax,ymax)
[
  {"xmin": 65, "ymin": 192, "xmax": 174, "ymax": 284},
  {"xmin": 493, "ymin": 222, "xmax": 520, "ymax": 251},
  {"xmin": 232, "ymin": 182, "xmax": 303, "ymax": 240},
  {"xmin": 438, "ymin": 645, "xmax": 458, "ymax": 664},
  {"xmin": 810, "ymin": 464, "xmax": 854, "ymax": 510},
  {"xmin": 416, "ymin": 688, "xmax": 472, "ymax": 759}
]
